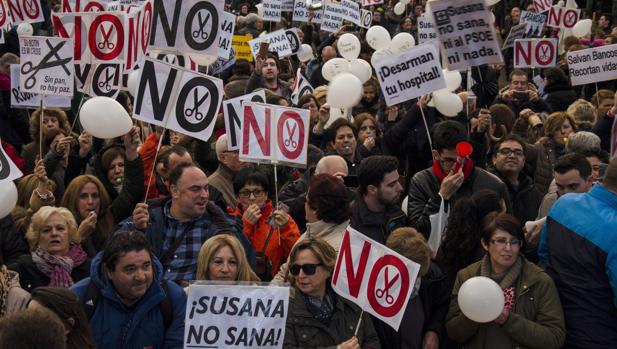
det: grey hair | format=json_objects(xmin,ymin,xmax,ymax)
[{"xmin": 566, "ymin": 131, "xmax": 601, "ymax": 153}]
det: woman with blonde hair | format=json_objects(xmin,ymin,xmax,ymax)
[
  {"xmin": 8, "ymin": 206, "xmax": 89, "ymax": 292},
  {"xmin": 196, "ymin": 234, "xmax": 260, "ymax": 282}
]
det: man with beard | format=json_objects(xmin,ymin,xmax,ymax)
[
  {"xmin": 351, "ymin": 155, "xmax": 407, "ymax": 244},
  {"xmin": 245, "ymin": 53, "xmax": 291, "ymax": 101},
  {"xmin": 116, "ymin": 163, "xmax": 254, "ymax": 284}
]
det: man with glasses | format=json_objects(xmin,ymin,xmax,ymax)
[
  {"xmin": 407, "ymin": 120, "xmax": 508, "ymax": 238},
  {"xmin": 490, "ymin": 134, "xmax": 542, "ymax": 224},
  {"xmin": 209, "ymin": 134, "xmax": 250, "ymax": 210}
]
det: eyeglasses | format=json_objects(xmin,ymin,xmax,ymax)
[
  {"xmin": 490, "ymin": 238, "xmax": 522, "ymax": 247},
  {"xmin": 498, "ymin": 148, "xmax": 524, "ymax": 157},
  {"xmin": 289, "ymin": 263, "xmax": 323, "ymax": 276},
  {"xmin": 238, "ymin": 189, "xmax": 265, "ymax": 198}
]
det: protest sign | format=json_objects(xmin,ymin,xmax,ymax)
[
  {"xmin": 77, "ymin": 63, "xmax": 122, "ymax": 98},
  {"xmin": 149, "ymin": 0, "xmax": 224, "ymax": 56},
  {"xmin": 9, "ymin": 65, "xmax": 71, "ymax": 109},
  {"xmin": 374, "ymin": 44, "xmax": 446, "ymax": 107},
  {"xmin": 263, "ymin": 0, "xmax": 282, "ymax": 22},
  {"xmin": 150, "ymin": 51, "xmax": 197, "ymax": 70},
  {"xmin": 520, "ymin": 10, "xmax": 546, "ymax": 37},
  {"xmin": 533, "ymin": 0, "xmax": 553, "ymax": 13},
  {"xmin": 567, "ymin": 43, "xmax": 617, "ymax": 86},
  {"xmin": 240, "ymin": 102, "xmax": 310, "ymax": 167},
  {"xmin": 290, "ymin": 68, "xmax": 313, "ymax": 105},
  {"xmin": 362, "ymin": 0, "xmax": 383, "ymax": 6},
  {"xmin": 223, "ymin": 90, "xmax": 267, "ymax": 151},
  {"xmin": 248, "ymin": 29, "xmax": 293, "ymax": 59},
  {"xmin": 359, "ymin": 9, "xmax": 372, "ymax": 28},
  {"xmin": 418, "ymin": 14, "xmax": 438, "ymax": 44},
  {"xmin": 340, "ymin": 0, "xmax": 361, "ymax": 26},
  {"xmin": 133, "ymin": 57, "xmax": 224, "ymax": 142},
  {"xmin": 332, "ymin": 226, "xmax": 421, "ymax": 330},
  {"xmin": 282, "ymin": 0, "xmax": 294, "ymax": 11},
  {"xmin": 0, "ymin": 138, "xmax": 23, "ymax": 182},
  {"xmin": 125, "ymin": 1, "xmax": 153, "ymax": 70},
  {"xmin": 19, "ymin": 36, "xmax": 74, "ymax": 96},
  {"xmin": 184, "ymin": 283, "xmax": 289, "ymax": 349},
  {"xmin": 0, "ymin": 1, "xmax": 9, "ymax": 27},
  {"xmin": 218, "ymin": 12, "xmax": 236, "ymax": 59},
  {"xmin": 232, "ymin": 34, "xmax": 254, "ymax": 62},
  {"xmin": 502, "ymin": 22, "xmax": 527, "ymax": 49},
  {"xmin": 430, "ymin": 0, "xmax": 503, "ymax": 70},
  {"xmin": 292, "ymin": 0, "xmax": 323, "ymax": 24},
  {"xmin": 210, "ymin": 48, "xmax": 236, "ymax": 75},
  {"xmin": 547, "ymin": 6, "xmax": 579, "ymax": 29},
  {"xmin": 514, "ymin": 38, "xmax": 557, "ymax": 68},
  {"xmin": 6, "ymin": 0, "xmax": 45, "ymax": 25},
  {"xmin": 285, "ymin": 28, "xmax": 301, "ymax": 55},
  {"xmin": 321, "ymin": 0, "xmax": 344, "ymax": 33}
]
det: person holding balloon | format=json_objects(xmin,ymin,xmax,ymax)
[{"xmin": 445, "ymin": 212, "xmax": 565, "ymax": 349}]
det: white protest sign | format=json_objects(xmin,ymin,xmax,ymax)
[
  {"xmin": 223, "ymin": 90, "xmax": 267, "ymax": 151},
  {"xmin": 418, "ymin": 14, "xmax": 438, "ymax": 44},
  {"xmin": 374, "ymin": 44, "xmax": 446, "ymax": 107},
  {"xmin": 285, "ymin": 28, "xmax": 301, "ymax": 55},
  {"xmin": 263, "ymin": 0, "xmax": 282, "ymax": 22},
  {"xmin": 332, "ymin": 226, "xmax": 421, "ymax": 330},
  {"xmin": 0, "ymin": 1, "xmax": 9, "ymax": 28},
  {"xmin": 184, "ymin": 283, "xmax": 289, "ymax": 349},
  {"xmin": 6, "ymin": 0, "xmax": 45, "ymax": 25},
  {"xmin": 273, "ymin": 106, "xmax": 310, "ymax": 167},
  {"xmin": 547, "ymin": 6, "xmax": 579, "ymax": 29},
  {"xmin": 19, "ymin": 36, "xmax": 74, "ymax": 96},
  {"xmin": 9, "ymin": 65, "xmax": 71, "ymax": 109},
  {"xmin": 218, "ymin": 12, "xmax": 236, "ymax": 59},
  {"xmin": 292, "ymin": 0, "xmax": 323, "ymax": 24},
  {"xmin": 567, "ymin": 43, "xmax": 617, "ymax": 86},
  {"xmin": 149, "ymin": 0, "xmax": 224, "ymax": 56},
  {"xmin": 502, "ymin": 22, "xmax": 527, "ymax": 49},
  {"xmin": 125, "ymin": 1, "xmax": 154, "ymax": 70},
  {"xmin": 133, "ymin": 57, "xmax": 224, "ymax": 142},
  {"xmin": 290, "ymin": 68, "xmax": 313, "ymax": 105},
  {"xmin": 282, "ymin": 0, "xmax": 294, "ymax": 11},
  {"xmin": 248, "ymin": 29, "xmax": 293, "ymax": 58},
  {"xmin": 362, "ymin": 0, "xmax": 383, "ymax": 6},
  {"xmin": 78, "ymin": 63, "xmax": 122, "ymax": 98},
  {"xmin": 0, "ymin": 138, "xmax": 23, "ymax": 182},
  {"xmin": 520, "ymin": 10, "xmax": 546, "ymax": 37},
  {"xmin": 340, "ymin": 0, "xmax": 361, "ymax": 26},
  {"xmin": 321, "ymin": 0, "xmax": 343, "ymax": 33},
  {"xmin": 240, "ymin": 102, "xmax": 273, "ymax": 163},
  {"xmin": 430, "ymin": 0, "xmax": 503, "ymax": 70},
  {"xmin": 533, "ymin": 0, "xmax": 553, "ymax": 13},
  {"xmin": 210, "ymin": 49, "xmax": 236, "ymax": 75},
  {"xmin": 514, "ymin": 38, "xmax": 557, "ymax": 68},
  {"xmin": 358, "ymin": 9, "xmax": 372, "ymax": 28}
]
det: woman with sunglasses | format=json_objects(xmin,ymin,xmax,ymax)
[
  {"xmin": 446, "ymin": 213, "xmax": 565, "ymax": 349},
  {"xmin": 284, "ymin": 238, "xmax": 380, "ymax": 349}
]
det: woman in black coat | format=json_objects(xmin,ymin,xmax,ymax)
[{"xmin": 542, "ymin": 67, "xmax": 578, "ymax": 112}]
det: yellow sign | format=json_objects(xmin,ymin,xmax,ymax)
[{"xmin": 232, "ymin": 34, "xmax": 254, "ymax": 62}]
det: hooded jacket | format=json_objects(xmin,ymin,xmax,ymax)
[{"xmin": 71, "ymin": 253, "xmax": 187, "ymax": 349}]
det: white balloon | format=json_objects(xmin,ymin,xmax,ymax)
[
  {"xmin": 347, "ymin": 59, "xmax": 372, "ymax": 83},
  {"xmin": 327, "ymin": 73, "xmax": 362, "ymax": 108},
  {"xmin": 337, "ymin": 33, "xmax": 361, "ymax": 60},
  {"xmin": 126, "ymin": 69, "xmax": 140, "ymax": 97},
  {"xmin": 572, "ymin": 19, "xmax": 592, "ymax": 38},
  {"xmin": 80, "ymin": 97, "xmax": 133, "ymax": 139},
  {"xmin": 432, "ymin": 89, "xmax": 463, "ymax": 117},
  {"xmin": 255, "ymin": 3, "xmax": 264, "ymax": 17},
  {"xmin": 443, "ymin": 69, "xmax": 462, "ymax": 92},
  {"xmin": 393, "ymin": 2, "xmax": 405, "ymax": 15},
  {"xmin": 297, "ymin": 44, "xmax": 314, "ymax": 62},
  {"xmin": 189, "ymin": 53, "xmax": 218, "ymax": 66},
  {"xmin": 371, "ymin": 48, "xmax": 394, "ymax": 67},
  {"xmin": 17, "ymin": 23, "xmax": 33, "ymax": 36},
  {"xmin": 400, "ymin": 0, "xmax": 411, "ymax": 4},
  {"xmin": 458, "ymin": 276, "xmax": 505, "ymax": 323},
  {"xmin": 325, "ymin": 106, "xmax": 347, "ymax": 128},
  {"xmin": 0, "ymin": 180, "xmax": 17, "ymax": 219},
  {"xmin": 366, "ymin": 26, "xmax": 391, "ymax": 50},
  {"xmin": 322, "ymin": 58, "xmax": 349, "ymax": 81},
  {"xmin": 485, "ymin": 0, "xmax": 500, "ymax": 6},
  {"xmin": 390, "ymin": 32, "xmax": 416, "ymax": 53}
]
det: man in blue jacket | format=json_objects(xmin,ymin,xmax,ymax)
[
  {"xmin": 72, "ymin": 231, "xmax": 187, "ymax": 349},
  {"xmin": 539, "ymin": 157, "xmax": 617, "ymax": 348}
]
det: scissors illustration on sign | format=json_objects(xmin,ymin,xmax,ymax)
[
  {"xmin": 375, "ymin": 267, "xmax": 399, "ymax": 305},
  {"xmin": 98, "ymin": 25, "xmax": 115, "ymax": 50},
  {"xmin": 184, "ymin": 89, "xmax": 209, "ymax": 121},
  {"xmin": 98, "ymin": 68, "xmax": 114, "ymax": 92},
  {"xmin": 284, "ymin": 122, "xmax": 297, "ymax": 148},
  {"xmin": 192, "ymin": 12, "xmax": 211, "ymax": 40},
  {"xmin": 21, "ymin": 40, "xmax": 72, "ymax": 90}
]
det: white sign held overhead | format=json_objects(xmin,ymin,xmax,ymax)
[
  {"xmin": 223, "ymin": 90, "xmax": 267, "ymax": 151},
  {"xmin": 567, "ymin": 43, "xmax": 617, "ymax": 86},
  {"xmin": 502, "ymin": 22, "xmax": 528, "ymax": 49},
  {"xmin": 340, "ymin": 0, "xmax": 361, "ymax": 26},
  {"xmin": 263, "ymin": 0, "xmax": 282, "ymax": 22},
  {"xmin": 6, "ymin": 0, "xmax": 45, "ymax": 25},
  {"xmin": 547, "ymin": 6, "xmax": 579, "ymax": 29},
  {"xmin": 430, "ymin": 0, "xmax": 503, "ymax": 70},
  {"xmin": 218, "ymin": 12, "xmax": 236, "ymax": 59},
  {"xmin": 514, "ymin": 38, "xmax": 557, "ymax": 68},
  {"xmin": 273, "ymin": 106, "xmax": 310, "ymax": 167},
  {"xmin": 533, "ymin": 0, "xmax": 553, "ymax": 14},
  {"xmin": 520, "ymin": 10, "xmax": 546, "ymax": 37},
  {"xmin": 19, "ymin": 36, "xmax": 74, "ymax": 96},
  {"xmin": 0, "ymin": 138, "xmax": 23, "ymax": 182},
  {"xmin": 9, "ymin": 65, "xmax": 71, "ymax": 109},
  {"xmin": 321, "ymin": 0, "xmax": 343, "ymax": 33},
  {"xmin": 359, "ymin": 9, "xmax": 372, "ymax": 28},
  {"xmin": 374, "ymin": 44, "xmax": 446, "ymax": 107},
  {"xmin": 418, "ymin": 14, "xmax": 438, "ymax": 44},
  {"xmin": 292, "ymin": 0, "xmax": 323, "ymax": 24},
  {"xmin": 248, "ymin": 29, "xmax": 293, "ymax": 58},
  {"xmin": 290, "ymin": 68, "xmax": 313, "ymax": 105}
]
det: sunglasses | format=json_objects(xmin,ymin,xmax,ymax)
[{"xmin": 289, "ymin": 263, "xmax": 323, "ymax": 276}]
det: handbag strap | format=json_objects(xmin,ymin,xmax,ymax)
[
  {"xmin": 260, "ymin": 226, "xmax": 277, "ymax": 254},
  {"xmin": 160, "ymin": 221, "xmax": 196, "ymax": 266}
]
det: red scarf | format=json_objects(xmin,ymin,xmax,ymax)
[{"xmin": 431, "ymin": 158, "xmax": 474, "ymax": 182}]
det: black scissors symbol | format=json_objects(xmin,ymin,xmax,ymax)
[
  {"xmin": 184, "ymin": 89, "xmax": 209, "ymax": 121},
  {"xmin": 192, "ymin": 12, "xmax": 210, "ymax": 40},
  {"xmin": 98, "ymin": 68, "xmax": 114, "ymax": 92},
  {"xmin": 375, "ymin": 267, "xmax": 399, "ymax": 305},
  {"xmin": 21, "ymin": 40, "xmax": 72, "ymax": 90},
  {"xmin": 98, "ymin": 25, "xmax": 115, "ymax": 50}
]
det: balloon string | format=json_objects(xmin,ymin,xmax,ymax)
[
  {"xmin": 419, "ymin": 104, "xmax": 434, "ymax": 151},
  {"xmin": 69, "ymin": 93, "xmax": 87, "ymax": 135}
]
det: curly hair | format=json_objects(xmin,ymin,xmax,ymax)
[
  {"xmin": 26, "ymin": 206, "xmax": 81, "ymax": 251},
  {"xmin": 28, "ymin": 108, "xmax": 71, "ymax": 142},
  {"xmin": 307, "ymin": 174, "xmax": 351, "ymax": 224}
]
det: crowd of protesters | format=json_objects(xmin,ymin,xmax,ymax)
[{"xmin": 1, "ymin": 0, "xmax": 617, "ymax": 348}]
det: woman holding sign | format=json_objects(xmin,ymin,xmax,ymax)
[
  {"xmin": 284, "ymin": 238, "xmax": 380, "ymax": 349},
  {"xmin": 445, "ymin": 213, "xmax": 565, "ymax": 349}
]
